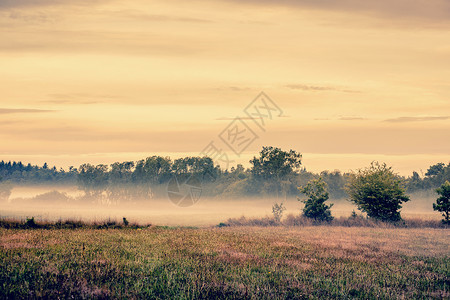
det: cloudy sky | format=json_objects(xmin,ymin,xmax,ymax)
[{"xmin": 1, "ymin": 0, "xmax": 449, "ymax": 174}]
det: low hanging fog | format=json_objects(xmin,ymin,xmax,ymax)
[{"xmin": 0, "ymin": 184, "xmax": 440, "ymax": 227}]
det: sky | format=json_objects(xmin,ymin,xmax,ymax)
[{"xmin": 0, "ymin": 0, "xmax": 449, "ymax": 175}]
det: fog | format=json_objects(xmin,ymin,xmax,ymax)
[{"xmin": 0, "ymin": 185, "xmax": 441, "ymax": 227}]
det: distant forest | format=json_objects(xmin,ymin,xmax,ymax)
[{"xmin": 0, "ymin": 147, "xmax": 449, "ymax": 201}]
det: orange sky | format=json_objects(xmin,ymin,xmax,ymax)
[{"xmin": 1, "ymin": 0, "xmax": 449, "ymax": 175}]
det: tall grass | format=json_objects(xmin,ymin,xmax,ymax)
[
  {"xmin": 1, "ymin": 214, "xmax": 446, "ymax": 230},
  {"xmin": 0, "ymin": 217, "xmax": 150, "ymax": 230},
  {"xmin": 225, "ymin": 214, "xmax": 448, "ymax": 228}
]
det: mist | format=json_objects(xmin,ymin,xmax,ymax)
[{"xmin": 1, "ymin": 184, "xmax": 441, "ymax": 227}]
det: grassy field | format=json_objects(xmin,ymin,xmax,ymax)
[{"xmin": 0, "ymin": 226, "xmax": 449, "ymax": 299}]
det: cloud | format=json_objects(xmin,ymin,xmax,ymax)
[
  {"xmin": 42, "ymin": 100, "xmax": 101, "ymax": 105},
  {"xmin": 215, "ymin": 117, "xmax": 259, "ymax": 121},
  {"xmin": 6, "ymin": 10, "xmax": 55, "ymax": 24},
  {"xmin": 1, "ymin": 7, "xmax": 211, "ymax": 30},
  {"xmin": 112, "ymin": 11, "xmax": 212, "ymax": 24},
  {"xmin": 314, "ymin": 116, "xmax": 366, "ymax": 121},
  {"xmin": 3, "ymin": 0, "xmax": 450, "ymax": 27},
  {"xmin": 286, "ymin": 84, "xmax": 360, "ymax": 93},
  {"xmin": 0, "ymin": 0, "xmax": 108, "ymax": 9},
  {"xmin": 338, "ymin": 116, "xmax": 366, "ymax": 121},
  {"xmin": 0, "ymin": 108, "xmax": 55, "ymax": 114},
  {"xmin": 40, "ymin": 93, "xmax": 121, "ymax": 105},
  {"xmin": 223, "ymin": 0, "xmax": 450, "ymax": 23},
  {"xmin": 0, "ymin": 29, "xmax": 205, "ymax": 56},
  {"xmin": 286, "ymin": 84, "xmax": 335, "ymax": 91},
  {"xmin": 384, "ymin": 116, "xmax": 450, "ymax": 123},
  {"xmin": 215, "ymin": 86, "xmax": 252, "ymax": 92}
]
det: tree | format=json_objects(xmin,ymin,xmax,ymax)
[
  {"xmin": 110, "ymin": 161, "xmax": 135, "ymax": 184},
  {"xmin": 250, "ymin": 146, "xmax": 302, "ymax": 197},
  {"xmin": 425, "ymin": 163, "xmax": 445, "ymax": 177},
  {"xmin": 230, "ymin": 164, "xmax": 247, "ymax": 180},
  {"xmin": 172, "ymin": 156, "xmax": 218, "ymax": 182},
  {"xmin": 108, "ymin": 161, "xmax": 137, "ymax": 203},
  {"xmin": 433, "ymin": 181, "xmax": 450, "ymax": 224},
  {"xmin": 345, "ymin": 162, "xmax": 409, "ymax": 222},
  {"xmin": 77, "ymin": 164, "xmax": 109, "ymax": 197},
  {"xmin": 250, "ymin": 146, "xmax": 302, "ymax": 180},
  {"xmin": 406, "ymin": 171, "xmax": 424, "ymax": 192},
  {"xmin": 299, "ymin": 178, "xmax": 333, "ymax": 222},
  {"xmin": 425, "ymin": 162, "xmax": 450, "ymax": 188},
  {"xmin": 320, "ymin": 170, "xmax": 347, "ymax": 199}
]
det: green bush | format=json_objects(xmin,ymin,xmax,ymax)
[
  {"xmin": 298, "ymin": 178, "xmax": 333, "ymax": 222},
  {"xmin": 346, "ymin": 162, "xmax": 409, "ymax": 222},
  {"xmin": 433, "ymin": 181, "xmax": 450, "ymax": 224}
]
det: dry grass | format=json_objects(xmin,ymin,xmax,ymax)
[
  {"xmin": 0, "ymin": 217, "xmax": 150, "ymax": 230},
  {"xmin": 225, "ymin": 214, "xmax": 448, "ymax": 228}
]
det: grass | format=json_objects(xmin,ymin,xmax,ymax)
[
  {"xmin": 0, "ymin": 225, "xmax": 449, "ymax": 299},
  {"xmin": 0, "ymin": 217, "xmax": 151, "ymax": 230},
  {"xmin": 225, "ymin": 214, "xmax": 448, "ymax": 228}
]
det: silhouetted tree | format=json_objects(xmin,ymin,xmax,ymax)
[
  {"xmin": 250, "ymin": 146, "xmax": 302, "ymax": 197},
  {"xmin": 172, "ymin": 156, "xmax": 217, "ymax": 181},
  {"xmin": 110, "ymin": 161, "xmax": 135, "ymax": 184},
  {"xmin": 426, "ymin": 163, "xmax": 445, "ymax": 177},
  {"xmin": 250, "ymin": 146, "xmax": 302, "ymax": 180},
  {"xmin": 77, "ymin": 164, "xmax": 109, "ymax": 197}
]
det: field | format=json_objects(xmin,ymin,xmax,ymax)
[{"xmin": 1, "ymin": 226, "xmax": 449, "ymax": 299}]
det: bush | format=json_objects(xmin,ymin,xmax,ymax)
[
  {"xmin": 25, "ymin": 217, "xmax": 39, "ymax": 229},
  {"xmin": 345, "ymin": 162, "xmax": 409, "ymax": 222},
  {"xmin": 272, "ymin": 202, "xmax": 286, "ymax": 222},
  {"xmin": 433, "ymin": 181, "xmax": 450, "ymax": 224},
  {"xmin": 298, "ymin": 178, "xmax": 333, "ymax": 221}
]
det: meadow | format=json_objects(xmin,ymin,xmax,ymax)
[{"xmin": 1, "ymin": 225, "xmax": 448, "ymax": 299}]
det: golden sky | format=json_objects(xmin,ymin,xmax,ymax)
[{"xmin": 1, "ymin": 0, "xmax": 449, "ymax": 175}]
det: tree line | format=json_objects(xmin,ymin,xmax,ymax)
[
  {"xmin": 0, "ymin": 148, "xmax": 449, "ymax": 200},
  {"xmin": 0, "ymin": 161, "xmax": 77, "ymax": 183}
]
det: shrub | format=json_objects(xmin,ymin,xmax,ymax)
[
  {"xmin": 298, "ymin": 178, "xmax": 333, "ymax": 222},
  {"xmin": 345, "ymin": 162, "xmax": 409, "ymax": 222},
  {"xmin": 433, "ymin": 180, "xmax": 450, "ymax": 224},
  {"xmin": 272, "ymin": 202, "xmax": 286, "ymax": 222},
  {"xmin": 25, "ymin": 217, "xmax": 39, "ymax": 229}
]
